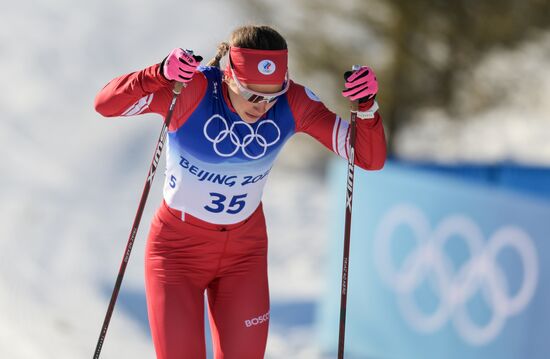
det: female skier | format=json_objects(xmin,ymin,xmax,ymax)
[{"xmin": 94, "ymin": 25, "xmax": 386, "ymax": 359}]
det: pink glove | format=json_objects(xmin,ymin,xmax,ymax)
[
  {"xmin": 162, "ymin": 48, "xmax": 203, "ymax": 82},
  {"xmin": 342, "ymin": 66, "xmax": 378, "ymax": 102}
]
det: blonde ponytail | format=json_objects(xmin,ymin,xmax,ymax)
[{"xmin": 206, "ymin": 42, "xmax": 230, "ymax": 67}]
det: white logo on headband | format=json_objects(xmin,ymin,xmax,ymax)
[{"xmin": 258, "ymin": 60, "xmax": 276, "ymax": 75}]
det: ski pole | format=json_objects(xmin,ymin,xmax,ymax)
[
  {"xmin": 93, "ymin": 80, "xmax": 184, "ymax": 359},
  {"xmin": 337, "ymin": 65, "xmax": 361, "ymax": 359}
]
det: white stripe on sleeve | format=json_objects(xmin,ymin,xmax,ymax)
[
  {"xmin": 121, "ymin": 94, "xmax": 154, "ymax": 116},
  {"xmin": 331, "ymin": 115, "xmax": 349, "ymax": 160},
  {"xmin": 332, "ymin": 116, "xmax": 340, "ymax": 154}
]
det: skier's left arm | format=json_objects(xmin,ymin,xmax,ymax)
[{"xmin": 289, "ymin": 66, "xmax": 386, "ymax": 170}]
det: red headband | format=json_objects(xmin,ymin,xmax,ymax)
[{"xmin": 225, "ymin": 46, "xmax": 288, "ymax": 85}]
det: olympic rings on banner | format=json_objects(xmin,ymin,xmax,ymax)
[{"xmin": 373, "ymin": 204, "xmax": 539, "ymax": 345}]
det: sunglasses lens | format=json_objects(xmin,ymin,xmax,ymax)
[
  {"xmin": 247, "ymin": 94, "xmax": 278, "ymax": 104},
  {"xmin": 247, "ymin": 94, "xmax": 262, "ymax": 103}
]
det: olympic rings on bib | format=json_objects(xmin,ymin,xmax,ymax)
[{"xmin": 203, "ymin": 114, "xmax": 281, "ymax": 159}]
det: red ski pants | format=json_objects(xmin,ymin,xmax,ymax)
[{"xmin": 145, "ymin": 201, "xmax": 270, "ymax": 359}]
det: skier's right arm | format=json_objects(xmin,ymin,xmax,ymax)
[{"xmin": 94, "ymin": 48, "xmax": 206, "ymax": 129}]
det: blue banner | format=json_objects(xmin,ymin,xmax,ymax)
[{"xmin": 317, "ymin": 160, "xmax": 550, "ymax": 359}]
